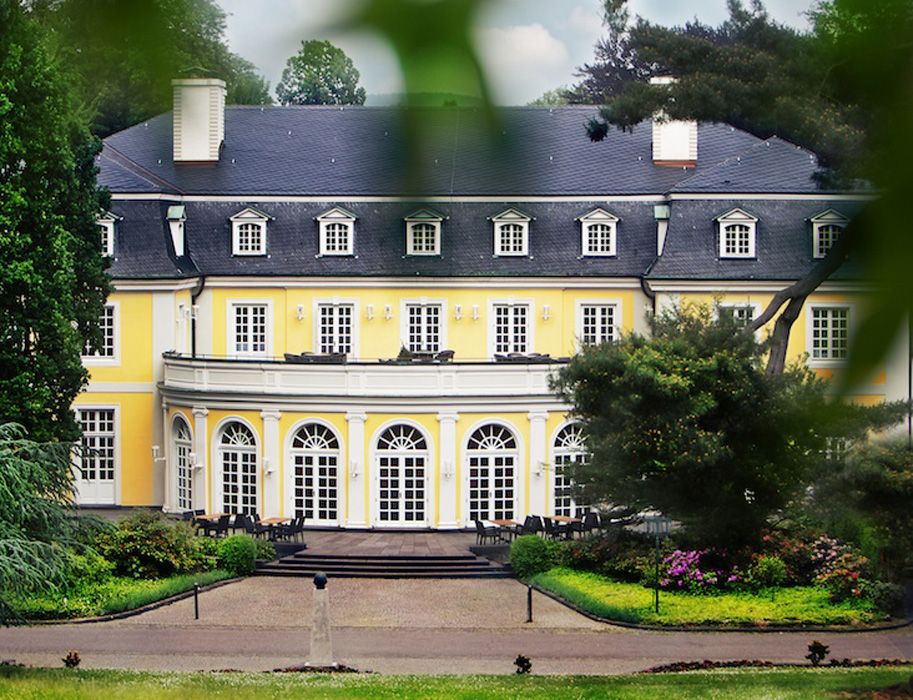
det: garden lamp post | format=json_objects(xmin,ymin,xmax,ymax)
[{"xmin": 645, "ymin": 513, "xmax": 672, "ymax": 614}]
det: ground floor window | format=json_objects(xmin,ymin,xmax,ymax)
[
  {"xmin": 467, "ymin": 424, "xmax": 517, "ymax": 521},
  {"xmin": 376, "ymin": 424, "xmax": 427, "ymax": 524},
  {"xmin": 76, "ymin": 408, "xmax": 116, "ymax": 503},
  {"xmin": 174, "ymin": 416, "xmax": 193, "ymax": 511},
  {"xmin": 553, "ymin": 423, "xmax": 590, "ymax": 517},
  {"xmin": 291, "ymin": 423, "xmax": 339, "ymax": 523},
  {"xmin": 219, "ymin": 422, "xmax": 258, "ymax": 515}
]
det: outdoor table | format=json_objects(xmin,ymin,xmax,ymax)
[
  {"xmin": 258, "ymin": 517, "xmax": 290, "ymax": 525},
  {"xmin": 489, "ymin": 519, "xmax": 521, "ymax": 541},
  {"xmin": 549, "ymin": 515, "xmax": 581, "ymax": 523}
]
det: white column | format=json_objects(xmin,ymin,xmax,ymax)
[
  {"xmin": 345, "ymin": 411, "xmax": 368, "ymax": 528},
  {"xmin": 161, "ymin": 404, "xmax": 173, "ymax": 513},
  {"xmin": 527, "ymin": 411, "xmax": 549, "ymax": 518},
  {"xmin": 260, "ymin": 409, "xmax": 281, "ymax": 518},
  {"xmin": 192, "ymin": 405, "xmax": 208, "ymax": 512},
  {"xmin": 437, "ymin": 411, "xmax": 459, "ymax": 529}
]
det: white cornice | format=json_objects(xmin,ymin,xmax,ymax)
[
  {"xmin": 110, "ymin": 193, "xmax": 669, "ymax": 203},
  {"xmin": 669, "ymin": 193, "xmax": 874, "ymax": 201},
  {"xmin": 112, "ymin": 278, "xmax": 201, "ymax": 292},
  {"xmin": 201, "ymin": 276, "xmax": 646, "ymax": 289},
  {"xmin": 648, "ymin": 279, "xmax": 873, "ymax": 293}
]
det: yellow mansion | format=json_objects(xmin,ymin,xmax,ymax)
[{"xmin": 76, "ymin": 78, "xmax": 910, "ymax": 528}]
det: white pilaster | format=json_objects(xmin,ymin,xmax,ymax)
[
  {"xmin": 260, "ymin": 409, "xmax": 281, "ymax": 518},
  {"xmin": 345, "ymin": 412, "xmax": 368, "ymax": 528},
  {"xmin": 161, "ymin": 404, "xmax": 173, "ymax": 513},
  {"xmin": 437, "ymin": 411, "xmax": 459, "ymax": 529},
  {"xmin": 192, "ymin": 406, "xmax": 208, "ymax": 512},
  {"xmin": 151, "ymin": 291, "xmax": 175, "ymax": 506},
  {"xmin": 528, "ymin": 411, "xmax": 549, "ymax": 517}
]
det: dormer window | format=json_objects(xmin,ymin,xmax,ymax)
[
  {"xmin": 716, "ymin": 208, "xmax": 758, "ymax": 259},
  {"xmin": 317, "ymin": 207, "xmax": 356, "ymax": 256},
  {"xmin": 491, "ymin": 208, "xmax": 531, "ymax": 257},
  {"xmin": 810, "ymin": 209, "xmax": 848, "ymax": 259},
  {"xmin": 96, "ymin": 211, "xmax": 119, "ymax": 257},
  {"xmin": 577, "ymin": 208, "xmax": 619, "ymax": 257},
  {"xmin": 405, "ymin": 209, "xmax": 443, "ymax": 256},
  {"xmin": 230, "ymin": 207, "xmax": 271, "ymax": 256}
]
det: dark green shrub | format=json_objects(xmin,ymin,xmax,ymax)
[
  {"xmin": 748, "ymin": 555, "xmax": 787, "ymax": 590},
  {"xmin": 217, "ymin": 535, "xmax": 258, "ymax": 576},
  {"xmin": 510, "ymin": 536, "xmax": 558, "ymax": 580},
  {"xmin": 96, "ymin": 511, "xmax": 204, "ymax": 579},
  {"xmin": 557, "ymin": 527, "xmax": 654, "ymax": 582},
  {"xmin": 254, "ymin": 539, "xmax": 276, "ymax": 561},
  {"xmin": 863, "ymin": 581, "xmax": 905, "ymax": 616}
]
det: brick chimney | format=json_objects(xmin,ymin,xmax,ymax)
[
  {"xmin": 172, "ymin": 78, "xmax": 225, "ymax": 163},
  {"xmin": 650, "ymin": 76, "xmax": 697, "ymax": 168}
]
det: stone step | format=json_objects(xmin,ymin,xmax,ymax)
[
  {"xmin": 291, "ymin": 551, "xmax": 478, "ymax": 562},
  {"xmin": 256, "ymin": 566, "xmax": 512, "ymax": 579}
]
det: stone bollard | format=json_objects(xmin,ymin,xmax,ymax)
[{"xmin": 310, "ymin": 572, "xmax": 333, "ymax": 667}]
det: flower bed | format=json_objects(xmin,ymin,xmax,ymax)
[{"xmin": 531, "ymin": 567, "xmax": 883, "ymax": 627}]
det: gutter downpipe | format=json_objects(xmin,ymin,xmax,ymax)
[{"xmin": 190, "ymin": 275, "xmax": 206, "ymax": 359}]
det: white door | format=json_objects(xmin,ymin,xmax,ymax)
[
  {"xmin": 75, "ymin": 408, "xmax": 117, "ymax": 505},
  {"xmin": 375, "ymin": 424, "xmax": 428, "ymax": 526},
  {"xmin": 290, "ymin": 423, "xmax": 340, "ymax": 525},
  {"xmin": 466, "ymin": 424, "xmax": 517, "ymax": 523}
]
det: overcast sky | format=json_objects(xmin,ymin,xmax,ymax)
[{"xmin": 218, "ymin": 0, "xmax": 814, "ymax": 105}]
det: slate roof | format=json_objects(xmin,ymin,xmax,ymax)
[
  {"xmin": 647, "ymin": 199, "xmax": 867, "ymax": 281},
  {"xmin": 99, "ymin": 106, "xmax": 765, "ymax": 197},
  {"xmin": 106, "ymin": 200, "xmax": 657, "ymax": 279}
]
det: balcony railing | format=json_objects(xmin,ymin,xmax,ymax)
[{"xmin": 161, "ymin": 352, "xmax": 569, "ymax": 399}]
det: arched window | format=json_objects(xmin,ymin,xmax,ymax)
[
  {"xmin": 584, "ymin": 223, "xmax": 615, "ymax": 255},
  {"xmin": 467, "ymin": 424, "xmax": 517, "ymax": 522},
  {"xmin": 815, "ymin": 224, "xmax": 843, "ymax": 258},
  {"xmin": 173, "ymin": 416, "xmax": 193, "ymax": 511},
  {"xmin": 218, "ymin": 422, "xmax": 258, "ymax": 515},
  {"xmin": 290, "ymin": 423, "xmax": 340, "ymax": 523},
  {"xmin": 376, "ymin": 424, "xmax": 428, "ymax": 524},
  {"xmin": 553, "ymin": 423, "xmax": 590, "ymax": 517},
  {"xmin": 407, "ymin": 222, "xmax": 440, "ymax": 255}
]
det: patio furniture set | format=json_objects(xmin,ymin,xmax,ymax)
[
  {"xmin": 474, "ymin": 512, "xmax": 608, "ymax": 545},
  {"xmin": 181, "ymin": 510, "xmax": 306, "ymax": 542}
]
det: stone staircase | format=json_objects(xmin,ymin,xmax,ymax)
[{"xmin": 256, "ymin": 551, "xmax": 512, "ymax": 579}]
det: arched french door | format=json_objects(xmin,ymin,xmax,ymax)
[
  {"xmin": 466, "ymin": 423, "xmax": 518, "ymax": 523},
  {"xmin": 217, "ymin": 421, "xmax": 258, "ymax": 515},
  {"xmin": 374, "ymin": 424, "xmax": 429, "ymax": 526},
  {"xmin": 289, "ymin": 422, "xmax": 340, "ymax": 525},
  {"xmin": 173, "ymin": 416, "xmax": 193, "ymax": 511},
  {"xmin": 553, "ymin": 423, "xmax": 590, "ymax": 517}
]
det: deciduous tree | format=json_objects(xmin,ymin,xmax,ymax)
[{"xmin": 276, "ymin": 40, "xmax": 366, "ymax": 106}]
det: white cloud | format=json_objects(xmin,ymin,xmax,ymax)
[
  {"xmin": 566, "ymin": 4, "xmax": 603, "ymax": 43},
  {"xmin": 476, "ymin": 23, "xmax": 570, "ymax": 104}
]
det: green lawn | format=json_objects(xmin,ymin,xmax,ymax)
[
  {"xmin": 10, "ymin": 570, "xmax": 232, "ymax": 620},
  {"xmin": 1, "ymin": 667, "xmax": 911, "ymax": 699},
  {"xmin": 532, "ymin": 567, "xmax": 881, "ymax": 627}
]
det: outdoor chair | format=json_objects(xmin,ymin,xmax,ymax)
[
  {"xmin": 474, "ymin": 519, "xmax": 499, "ymax": 545},
  {"xmin": 180, "ymin": 510, "xmax": 195, "ymax": 521},
  {"xmin": 567, "ymin": 517, "xmax": 586, "ymax": 539},
  {"xmin": 204, "ymin": 514, "xmax": 230, "ymax": 538},
  {"xmin": 433, "ymin": 349, "xmax": 455, "ymax": 363},
  {"xmin": 519, "ymin": 515, "xmax": 542, "ymax": 537},
  {"xmin": 276, "ymin": 516, "xmax": 306, "ymax": 542},
  {"xmin": 582, "ymin": 511, "xmax": 599, "ymax": 536},
  {"xmin": 231, "ymin": 513, "xmax": 251, "ymax": 534},
  {"xmin": 542, "ymin": 517, "xmax": 567, "ymax": 540},
  {"xmin": 248, "ymin": 513, "xmax": 273, "ymax": 539}
]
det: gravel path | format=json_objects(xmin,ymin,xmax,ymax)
[{"xmin": 0, "ymin": 577, "xmax": 910, "ymax": 675}]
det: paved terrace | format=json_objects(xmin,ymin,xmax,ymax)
[{"xmin": 300, "ymin": 530, "xmax": 479, "ymax": 557}]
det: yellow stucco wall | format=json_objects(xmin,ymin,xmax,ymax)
[{"xmin": 85, "ymin": 291, "xmax": 153, "ymax": 383}]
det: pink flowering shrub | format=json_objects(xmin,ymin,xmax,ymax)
[{"xmin": 659, "ymin": 549, "xmax": 740, "ymax": 593}]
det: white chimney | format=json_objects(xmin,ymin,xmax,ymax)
[
  {"xmin": 650, "ymin": 76, "xmax": 697, "ymax": 167},
  {"xmin": 172, "ymin": 78, "xmax": 225, "ymax": 163}
]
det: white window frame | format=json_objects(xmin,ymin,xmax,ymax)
[
  {"xmin": 212, "ymin": 417, "xmax": 260, "ymax": 517},
  {"xmin": 96, "ymin": 213, "xmax": 117, "ymax": 257},
  {"xmin": 313, "ymin": 298, "xmax": 360, "ymax": 357},
  {"xmin": 810, "ymin": 210, "xmax": 849, "ymax": 259},
  {"xmin": 574, "ymin": 299, "xmax": 622, "ymax": 350},
  {"xmin": 230, "ymin": 208, "xmax": 270, "ymax": 256},
  {"xmin": 491, "ymin": 209, "xmax": 531, "ymax": 257},
  {"xmin": 488, "ymin": 299, "xmax": 534, "ymax": 357},
  {"xmin": 172, "ymin": 414, "xmax": 194, "ymax": 512},
  {"xmin": 806, "ymin": 302, "xmax": 853, "ymax": 366},
  {"xmin": 317, "ymin": 207, "xmax": 356, "ymax": 256},
  {"xmin": 82, "ymin": 300, "xmax": 120, "ymax": 366},
  {"xmin": 717, "ymin": 301, "xmax": 762, "ymax": 331},
  {"xmin": 74, "ymin": 404, "xmax": 120, "ymax": 505},
  {"xmin": 400, "ymin": 298, "xmax": 448, "ymax": 353},
  {"xmin": 405, "ymin": 209, "xmax": 443, "ymax": 256},
  {"xmin": 577, "ymin": 208, "xmax": 619, "ymax": 257},
  {"xmin": 716, "ymin": 208, "xmax": 758, "ymax": 259},
  {"xmin": 226, "ymin": 299, "xmax": 272, "ymax": 359}
]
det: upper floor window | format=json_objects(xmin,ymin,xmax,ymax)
[
  {"xmin": 83, "ymin": 302, "xmax": 118, "ymax": 362},
  {"xmin": 405, "ymin": 209, "xmax": 443, "ymax": 256},
  {"xmin": 317, "ymin": 207, "xmax": 356, "ymax": 256},
  {"xmin": 810, "ymin": 209, "xmax": 849, "ymax": 259},
  {"xmin": 491, "ymin": 301, "xmax": 531, "ymax": 355},
  {"xmin": 96, "ymin": 211, "xmax": 119, "ymax": 257},
  {"xmin": 718, "ymin": 302, "xmax": 758, "ymax": 328},
  {"xmin": 230, "ymin": 302, "xmax": 269, "ymax": 357},
  {"xmin": 404, "ymin": 302, "xmax": 443, "ymax": 353},
  {"xmin": 230, "ymin": 207, "xmax": 271, "ymax": 256},
  {"xmin": 577, "ymin": 303, "xmax": 617, "ymax": 346},
  {"xmin": 716, "ymin": 208, "xmax": 757, "ymax": 259},
  {"xmin": 490, "ymin": 209, "xmax": 531, "ymax": 257},
  {"xmin": 577, "ymin": 208, "xmax": 618, "ymax": 257},
  {"xmin": 316, "ymin": 302, "xmax": 354, "ymax": 355},
  {"xmin": 809, "ymin": 305, "xmax": 850, "ymax": 362}
]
